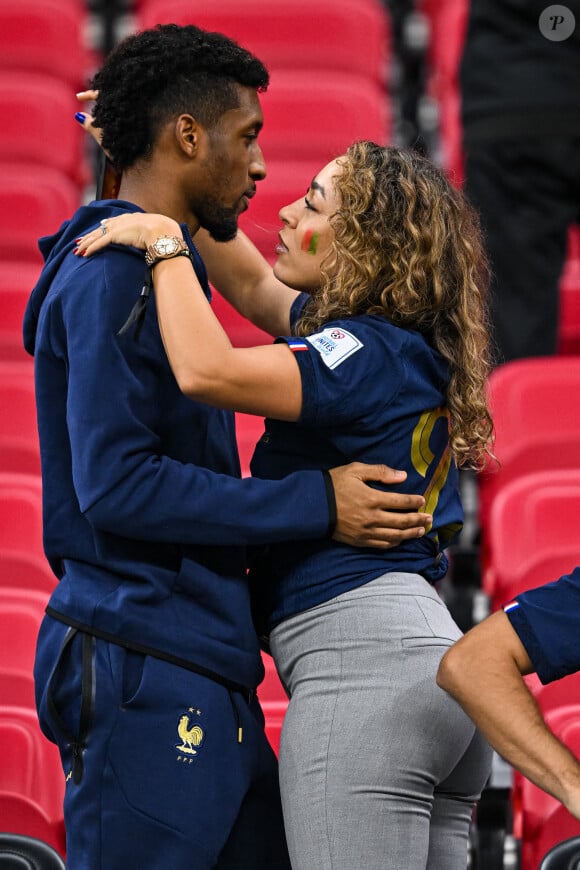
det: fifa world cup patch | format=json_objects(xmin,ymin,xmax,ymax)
[
  {"xmin": 175, "ymin": 706, "xmax": 205, "ymax": 763},
  {"xmin": 306, "ymin": 327, "xmax": 363, "ymax": 369}
]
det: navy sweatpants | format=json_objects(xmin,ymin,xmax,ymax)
[{"xmin": 34, "ymin": 615, "xmax": 290, "ymax": 869}]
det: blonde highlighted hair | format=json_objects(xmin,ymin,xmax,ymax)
[{"xmin": 295, "ymin": 141, "xmax": 494, "ymax": 470}]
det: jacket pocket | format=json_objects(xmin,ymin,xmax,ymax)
[{"xmin": 45, "ymin": 628, "xmax": 96, "ymax": 785}]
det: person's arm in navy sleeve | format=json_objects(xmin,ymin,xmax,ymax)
[{"xmin": 437, "ymin": 603, "xmax": 580, "ymax": 821}]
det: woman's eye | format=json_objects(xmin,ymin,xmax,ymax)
[{"xmin": 304, "ymin": 197, "xmax": 315, "ymax": 211}]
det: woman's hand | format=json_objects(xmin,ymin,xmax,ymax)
[
  {"xmin": 76, "ymin": 89, "xmax": 105, "ymax": 150},
  {"xmin": 74, "ymin": 213, "xmax": 183, "ymax": 257}
]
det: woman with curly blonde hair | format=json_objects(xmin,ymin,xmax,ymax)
[
  {"xmin": 76, "ymin": 140, "xmax": 494, "ymax": 870},
  {"xmin": 297, "ymin": 142, "xmax": 493, "ymax": 471}
]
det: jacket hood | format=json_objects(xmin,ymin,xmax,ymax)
[{"xmin": 23, "ymin": 200, "xmax": 145, "ymax": 356}]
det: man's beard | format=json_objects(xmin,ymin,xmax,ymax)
[{"xmin": 196, "ymin": 198, "xmax": 239, "ymax": 242}]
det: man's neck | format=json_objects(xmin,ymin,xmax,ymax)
[{"xmin": 117, "ymin": 171, "xmax": 200, "ymax": 236}]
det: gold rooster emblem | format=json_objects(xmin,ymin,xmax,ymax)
[{"xmin": 176, "ymin": 710, "xmax": 204, "ymax": 755}]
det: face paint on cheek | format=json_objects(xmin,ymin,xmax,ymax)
[{"xmin": 301, "ymin": 230, "xmax": 320, "ymax": 255}]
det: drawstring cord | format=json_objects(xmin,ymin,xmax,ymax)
[
  {"xmin": 117, "ymin": 267, "xmax": 153, "ymax": 341},
  {"xmin": 228, "ymin": 690, "xmax": 244, "ymax": 744}
]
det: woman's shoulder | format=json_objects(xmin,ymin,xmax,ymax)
[
  {"xmin": 322, "ymin": 313, "xmax": 423, "ymax": 347},
  {"xmin": 301, "ymin": 315, "xmax": 408, "ymax": 376},
  {"xmin": 306, "ymin": 314, "xmax": 444, "ymax": 366}
]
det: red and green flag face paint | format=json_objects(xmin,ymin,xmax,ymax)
[{"xmin": 301, "ymin": 230, "xmax": 320, "ymax": 255}]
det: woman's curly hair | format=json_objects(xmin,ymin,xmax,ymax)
[
  {"xmin": 91, "ymin": 24, "xmax": 269, "ymax": 171},
  {"xmin": 296, "ymin": 141, "xmax": 494, "ymax": 470}
]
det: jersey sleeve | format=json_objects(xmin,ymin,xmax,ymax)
[
  {"xmin": 59, "ymin": 254, "xmax": 332, "ymax": 547},
  {"xmin": 504, "ymin": 566, "xmax": 580, "ymax": 683},
  {"xmin": 276, "ymin": 320, "xmax": 405, "ymax": 426}
]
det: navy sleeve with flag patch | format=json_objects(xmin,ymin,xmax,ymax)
[
  {"xmin": 277, "ymin": 317, "xmax": 405, "ymax": 426},
  {"xmin": 505, "ymin": 567, "xmax": 580, "ymax": 683}
]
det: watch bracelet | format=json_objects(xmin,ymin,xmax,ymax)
[{"xmin": 148, "ymin": 249, "xmax": 192, "ymax": 269}]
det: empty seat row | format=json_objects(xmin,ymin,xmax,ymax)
[
  {"xmin": 479, "ymin": 356, "xmax": 580, "ymax": 536},
  {"xmin": 0, "ymin": 263, "xmax": 41, "ymax": 363},
  {"xmin": 137, "ymin": 0, "xmax": 391, "ymax": 87},
  {"xmin": 0, "ymin": 0, "xmax": 93, "ymax": 89},
  {"xmin": 478, "ymin": 356, "xmax": 580, "ymax": 610},
  {"xmin": 483, "ymin": 471, "xmax": 580, "ymax": 612},
  {"xmin": 0, "ymin": 586, "xmax": 49, "ymax": 708},
  {"xmin": 0, "ymin": 75, "xmax": 88, "ymax": 187},
  {"xmin": 514, "ymin": 704, "xmax": 580, "ymax": 869}
]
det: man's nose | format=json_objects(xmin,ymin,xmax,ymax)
[{"xmin": 250, "ymin": 144, "xmax": 267, "ymax": 181}]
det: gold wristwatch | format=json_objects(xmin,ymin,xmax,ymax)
[{"xmin": 145, "ymin": 235, "xmax": 191, "ymax": 267}]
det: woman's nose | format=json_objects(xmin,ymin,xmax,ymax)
[{"xmin": 279, "ymin": 198, "xmax": 300, "ymax": 226}]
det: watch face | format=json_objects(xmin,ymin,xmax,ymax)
[{"xmin": 155, "ymin": 237, "xmax": 179, "ymax": 256}]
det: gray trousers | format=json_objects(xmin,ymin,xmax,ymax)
[{"xmin": 270, "ymin": 573, "xmax": 492, "ymax": 870}]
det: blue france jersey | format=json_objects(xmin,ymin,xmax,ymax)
[
  {"xmin": 505, "ymin": 566, "xmax": 580, "ymax": 684},
  {"xmin": 250, "ymin": 309, "xmax": 464, "ymax": 632}
]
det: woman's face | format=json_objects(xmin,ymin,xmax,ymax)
[{"xmin": 273, "ymin": 158, "xmax": 343, "ymax": 292}]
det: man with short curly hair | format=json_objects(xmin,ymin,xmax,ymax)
[
  {"xmin": 91, "ymin": 24, "xmax": 270, "ymax": 244},
  {"xmin": 24, "ymin": 23, "xmax": 430, "ymax": 868}
]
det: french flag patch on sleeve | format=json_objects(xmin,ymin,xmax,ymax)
[
  {"xmin": 504, "ymin": 600, "xmax": 519, "ymax": 613},
  {"xmin": 287, "ymin": 339, "xmax": 309, "ymax": 352}
]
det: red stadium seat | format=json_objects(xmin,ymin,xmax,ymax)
[
  {"xmin": 257, "ymin": 654, "xmax": 288, "ymax": 706},
  {"xmin": 262, "ymin": 700, "xmax": 288, "ymax": 757},
  {"xmin": 0, "ymin": 472, "xmax": 44, "ymax": 557},
  {"xmin": 235, "ymin": 413, "xmax": 266, "ymax": 478},
  {"xmin": 525, "ymin": 671, "xmax": 580, "ymax": 719},
  {"xmin": 514, "ymin": 705, "xmax": 580, "ymax": 870},
  {"xmin": 137, "ymin": 0, "xmax": 391, "ymax": 87},
  {"xmin": 0, "ymin": 74, "xmax": 87, "ymax": 185},
  {"xmin": 478, "ymin": 357, "xmax": 580, "ymax": 538},
  {"xmin": 483, "ymin": 471, "xmax": 580, "ymax": 611},
  {"xmin": 0, "ymin": 0, "xmax": 91, "ymax": 88},
  {"xmin": 258, "ymin": 656, "xmax": 289, "ymax": 763},
  {"xmin": 0, "ymin": 263, "xmax": 41, "ymax": 363},
  {"xmin": 258, "ymin": 70, "xmax": 390, "ymax": 163},
  {"xmin": 0, "ymin": 552, "xmax": 56, "ymax": 596},
  {"xmin": 0, "ymin": 364, "xmax": 41, "ymax": 475},
  {"xmin": 488, "ymin": 548, "xmax": 580, "ymax": 612},
  {"xmin": 0, "ymin": 164, "xmax": 81, "ymax": 264},
  {"xmin": 0, "ymin": 794, "xmax": 65, "ymax": 861},
  {"xmin": 211, "ymin": 292, "xmax": 272, "ymax": 348},
  {"xmin": 0, "ymin": 587, "xmax": 49, "ymax": 708},
  {"xmin": 0, "ymin": 670, "xmax": 36, "ymax": 710},
  {"xmin": 0, "ymin": 706, "xmax": 65, "ymax": 857}
]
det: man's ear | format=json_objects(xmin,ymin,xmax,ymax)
[{"xmin": 175, "ymin": 114, "xmax": 200, "ymax": 156}]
